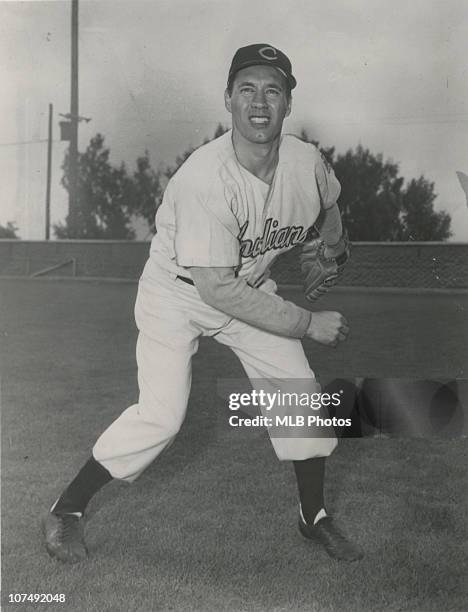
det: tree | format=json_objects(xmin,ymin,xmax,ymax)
[
  {"xmin": 299, "ymin": 131, "xmax": 451, "ymax": 241},
  {"xmin": 56, "ymin": 134, "xmax": 135, "ymax": 239},
  {"xmin": 400, "ymin": 176, "xmax": 451, "ymax": 241},
  {"xmin": 55, "ymin": 126, "xmax": 228, "ymax": 240},
  {"xmin": 0, "ymin": 222, "xmax": 19, "ymax": 239},
  {"xmin": 130, "ymin": 151, "xmax": 163, "ymax": 234},
  {"xmin": 333, "ymin": 146, "xmax": 405, "ymax": 241},
  {"xmin": 56, "ymin": 124, "xmax": 450, "ymax": 242}
]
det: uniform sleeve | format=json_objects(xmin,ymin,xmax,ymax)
[
  {"xmin": 190, "ymin": 266, "xmax": 312, "ymax": 339},
  {"xmin": 314, "ymin": 151, "xmax": 341, "ymax": 210},
  {"xmin": 315, "ymin": 202, "xmax": 343, "ymax": 247},
  {"xmin": 172, "ymin": 175, "xmax": 241, "ymax": 267}
]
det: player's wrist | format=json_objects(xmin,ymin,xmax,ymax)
[
  {"xmin": 302, "ymin": 310, "xmax": 313, "ymax": 338},
  {"xmin": 305, "ymin": 312, "xmax": 315, "ymax": 337},
  {"xmin": 323, "ymin": 231, "xmax": 349, "ymax": 260}
]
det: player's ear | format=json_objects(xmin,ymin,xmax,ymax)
[
  {"xmin": 285, "ymin": 96, "xmax": 292, "ymax": 118},
  {"xmin": 224, "ymin": 89, "xmax": 232, "ymax": 113}
]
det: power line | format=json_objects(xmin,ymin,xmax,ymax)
[
  {"xmin": 0, "ymin": 139, "xmax": 67, "ymax": 147},
  {"xmin": 0, "ymin": 139, "xmax": 49, "ymax": 147}
]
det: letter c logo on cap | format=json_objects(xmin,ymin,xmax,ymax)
[{"xmin": 258, "ymin": 46, "xmax": 278, "ymax": 60}]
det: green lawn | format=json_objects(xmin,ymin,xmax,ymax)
[{"xmin": 1, "ymin": 279, "xmax": 467, "ymax": 612}]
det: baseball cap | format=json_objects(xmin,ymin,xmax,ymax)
[{"xmin": 228, "ymin": 43, "xmax": 297, "ymax": 90}]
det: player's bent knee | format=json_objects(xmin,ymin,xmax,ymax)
[{"xmin": 139, "ymin": 412, "xmax": 184, "ymax": 439}]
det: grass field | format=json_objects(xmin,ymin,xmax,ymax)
[{"xmin": 1, "ymin": 279, "xmax": 467, "ymax": 612}]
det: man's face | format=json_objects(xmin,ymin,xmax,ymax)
[{"xmin": 224, "ymin": 65, "xmax": 292, "ymax": 145}]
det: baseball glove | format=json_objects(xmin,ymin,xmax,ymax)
[{"xmin": 300, "ymin": 232, "xmax": 350, "ymax": 301}]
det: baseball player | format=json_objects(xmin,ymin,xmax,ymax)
[{"xmin": 42, "ymin": 44, "xmax": 362, "ymax": 563}]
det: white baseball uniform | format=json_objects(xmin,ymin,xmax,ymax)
[{"xmin": 93, "ymin": 130, "xmax": 341, "ymax": 482}]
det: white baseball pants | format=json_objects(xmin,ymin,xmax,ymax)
[{"xmin": 93, "ymin": 258, "xmax": 337, "ymax": 481}]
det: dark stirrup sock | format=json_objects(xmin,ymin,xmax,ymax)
[
  {"xmin": 52, "ymin": 456, "xmax": 113, "ymax": 516},
  {"xmin": 293, "ymin": 457, "xmax": 326, "ymax": 525}
]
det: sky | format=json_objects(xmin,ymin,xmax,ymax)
[{"xmin": 1, "ymin": 0, "xmax": 468, "ymax": 240}]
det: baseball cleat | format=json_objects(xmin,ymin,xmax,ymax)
[
  {"xmin": 299, "ymin": 515, "xmax": 364, "ymax": 562},
  {"xmin": 42, "ymin": 512, "xmax": 88, "ymax": 563}
]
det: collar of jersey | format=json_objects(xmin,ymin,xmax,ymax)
[{"xmin": 227, "ymin": 129, "xmax": 285, "ymax": 188}]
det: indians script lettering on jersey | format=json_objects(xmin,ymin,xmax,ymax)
[
  {"xmin": 239, "ymin": 218, "xmax": 309, "ymax": 258},
  {"xmin": 150, "ymin": 130, "xmax": 341, "ymax": 285}
]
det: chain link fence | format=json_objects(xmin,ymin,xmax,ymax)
[{"xmin": 1, "ymin": 240, "xmax": 467, "ymax": 288}]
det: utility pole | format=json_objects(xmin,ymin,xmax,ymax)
[
  {"xmin": 45, "ymin": 103, "xmax": 53, "ymax": 240},
  {"xmin": 69, "ymin": 0, "xmax": 79, "ymax": 236}
]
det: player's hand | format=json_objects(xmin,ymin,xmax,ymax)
[{"xmin": 305, "ymin": 311, "xmax": 349, "ymax": 347}]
